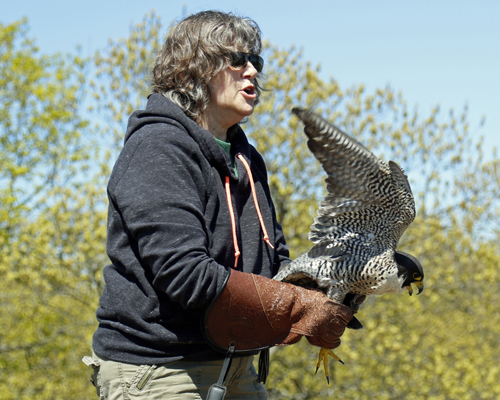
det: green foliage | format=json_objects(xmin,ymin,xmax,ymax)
[
  {"xmin": 0, "ymin": 19, "xmax": 102, "ymax": 399},
  {"xmin": 0, "ymin": 19, "xmax": 89, "ymax": 229},
  {"xmin": 1, "ymin": 10, "xmax": 499, "ymax": 399},
  {"xmin": 90, "ymin": 10, "xmax": 162, "ymax": 150},
  {"xmin": 0, "ymin": 184, "xmax": 106, "ymax": 399}
]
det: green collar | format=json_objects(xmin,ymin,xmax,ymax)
[{"xmin": 215, "ymin": 137, "xmax": 238, "ymax": 177}]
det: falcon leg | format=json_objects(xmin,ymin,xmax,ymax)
[
  {"xmin": 341, "ymin": 293, "xmax": 365, "ymax": 329},
  {"xmin": 315, "ymin": 347, "xmax": 344, "ymax": 384},
  {"xmin": 342, "ymin": 293, "xmax": 366, "ymax": 313}
]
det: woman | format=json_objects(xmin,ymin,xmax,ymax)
[{"xmin": 84, "ymin": 10, "xmax": 353, "ymax": 399}]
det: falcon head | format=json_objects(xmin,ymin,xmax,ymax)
[{"xmin": 395, "ymin": 251, "xmax": 424, "ymax": 296}]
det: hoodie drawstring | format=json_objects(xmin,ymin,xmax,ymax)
[
  {"xmin": 237, "ymin": 154, "xmax": 275, "ymax": 251},
  {"xmin": 224, "ymin": 154, "xmax": 275, "ymax": 269},
  {"xmin": 225, "ymin": 176, "xmax": 241, "ymax": 269}
]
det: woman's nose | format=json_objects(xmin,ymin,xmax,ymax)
[{"xmin": 242, "ymin": 62, "xmax": 259, "ymax": 79}]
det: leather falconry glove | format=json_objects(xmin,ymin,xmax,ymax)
[{"xmin": 203, "ymin": 269, "xmax": 354, "ymax": 353}]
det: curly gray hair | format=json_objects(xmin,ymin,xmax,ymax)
[{"xmin": 152, "ymin": 10, "xmax": 263, "ymax": 124}]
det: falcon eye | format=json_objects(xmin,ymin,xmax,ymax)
[{"xmin": 413, "ymin": 273, "xmax": 422, "ymax": 281}]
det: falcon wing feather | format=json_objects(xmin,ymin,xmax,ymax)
[
  {"xmin": 293, "ymin": 108, "xmax": 383, "ymax": 215},
  {"xmin": 291, "ymin": 108, "xmax": 415, "ymax": 250},
  {"xmin": 388, "ymin": 160, "xmax": 413, "ymax": 195}
]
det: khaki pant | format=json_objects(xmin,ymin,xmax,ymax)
[{"xmin": 83, "ymin": 352, "xmax": 267, "ymax": 400}]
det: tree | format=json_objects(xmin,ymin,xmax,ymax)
[
  {"xmin": 0, "ymin": 19, "xmax": 103, "ymax": 399},
  {"xmin": 0, "ymin": 19, "xmax": 89, "ymax": 229},
  {"xmin": 90, "ymin": 10, "xmax": 162, "ymax": 152},
  {"xmin": 0, "ymin": 183, "xmax": 106, "ymax": 399}
]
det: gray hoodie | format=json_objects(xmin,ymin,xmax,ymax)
[{"xmin": 92, "ymin": 94, "xmax": 290, "ymax": 364}]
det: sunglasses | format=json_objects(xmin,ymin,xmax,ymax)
[{"xmin": 230, "ymin": 52, "xmax": 264, "ymax": 73}]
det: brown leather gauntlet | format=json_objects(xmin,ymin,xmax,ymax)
[{"xmin": 203, "ymin": 269, "xmax": 353, "ymax": 353}]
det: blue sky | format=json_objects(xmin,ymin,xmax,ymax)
[{"xmin": 3, "ymin": 0, "xmax": 499, "ymax": 153}]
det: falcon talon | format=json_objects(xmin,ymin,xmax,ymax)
[{"xmin": 316, "ymin": 347, "xmax": 344, "ymax": 384}]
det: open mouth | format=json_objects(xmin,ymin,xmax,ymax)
[{"xmin": 243, "ymin": 86, "xmax": 255, "ymax": 95}]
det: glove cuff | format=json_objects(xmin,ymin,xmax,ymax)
[{"xmin": 203, "ymin": 269, "xmax": 291, "ymax": 353}]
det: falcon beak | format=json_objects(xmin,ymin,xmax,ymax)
[{"xmin": 407, "ymin": 282, "xmax": 424, "ymax": 296}]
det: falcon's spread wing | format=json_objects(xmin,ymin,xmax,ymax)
[
  {"xmin": 275, "ymin": 108, "xmax": 419, "ymax": 302},
  {"xmin": 301, "ymin": 108, "xmax": 415, "ymax": 251}
]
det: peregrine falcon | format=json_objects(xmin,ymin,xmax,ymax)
[{"xmin": 274, "ymin": 108, "xmax": 424, "ymax": 380}]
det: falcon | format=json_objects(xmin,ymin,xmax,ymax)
[{"xmin": 274, "ymin": 108, "xmax": 424, "ymax": 381}]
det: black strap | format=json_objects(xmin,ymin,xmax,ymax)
[
  {"xmin": 206, "ymin": 343, "xmax": 236, "ymax": 400},
  {"xmin": 258, "ymin": 348, "xmax": 270, "ymax": 384}
]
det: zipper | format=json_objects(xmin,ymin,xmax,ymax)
[{"xmin": 136, "ymin": 365, "xmax": 157, "ymax": 390}]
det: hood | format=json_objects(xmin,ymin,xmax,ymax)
[{"xmin": 124, "ymin": 94, "xmax": 253, "ymax": 179}]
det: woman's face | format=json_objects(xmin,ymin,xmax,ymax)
[{"xmin": 204, "ymin": 59, "xmax": 259, "ymax": 131}]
